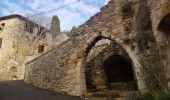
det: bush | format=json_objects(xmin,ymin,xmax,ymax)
[{"xmin": 125, "ymin": 91, "xmax": 170, "ymax": 100}]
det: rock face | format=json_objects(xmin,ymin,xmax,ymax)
[{"xmin": 25, "ymin": 0, "xmax": 170, "ymax": 99}]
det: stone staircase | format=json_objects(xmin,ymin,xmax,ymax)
[
  {"xmin": 83, "ymin": 90, "xmax": 137, "ymax": 100},
  {"xmin": 83, "ymin": 81, "xmax": 138, "ymax": 100}
]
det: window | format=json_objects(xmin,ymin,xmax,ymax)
[
  {"xmin": 1, "ymin": 23, "xmax": 5, "ymax": 27},
  {"xmin": 37, "ymin": 27, "xmax": 45, "ymax": 36},
  {"xmin": 25, "ymin": 21, "xmax": 33, "ymax": 33},
  {"xmin": 0, "ymin": 38, "xmax": 2, "ymax": 49},
  {"xmin": 0, "ymin": 23, "xmax": 5, "ymax": 31},
  {"xmin": 38, "ymin": 45, "xmax": 44, "ymax": 53}
]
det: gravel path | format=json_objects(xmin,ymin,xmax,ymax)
[{"xmin": 0, "ymin": 80, "xmax": 82, "ymax": 100}]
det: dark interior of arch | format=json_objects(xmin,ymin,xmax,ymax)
[
  {"xmin": 158, "ymin": 13, "xmax": 170, "ymax": 45},
  {"xmin": 103, "ymin": 55, "xmax": 137, "ymax": 90},
  {"xmin": 158, "ymin": 13, "xmax": 170, "ymax": 34},
  {"xmin": 104, "ymin": 55, "xmax": 134, "ymax": 83}
]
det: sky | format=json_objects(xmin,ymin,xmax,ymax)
[{"xmin": 0, "ymin": 0, "xmax": 110, "ymax": 31}]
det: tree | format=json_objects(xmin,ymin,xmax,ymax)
[
  {"xmin": 50, "ymin": 15, "xmax": 61, "ymax": 39},
  {"xmin": 70, "ymin": 26, "xmax": 79, "ymax": 37},
  {"xmin": 61, "ymin": 30, "xmax": 71, "ymax": 37},
  {"xmin": 24, "ymin": 15, "xmax": 52, "ymax": 54},
  {"xmin": 27, "ymin": 15, "xmax": 51, "ymax": 29}
]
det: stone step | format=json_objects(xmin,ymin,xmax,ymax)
[
  {"xmin": 84, "ymin": 90, "xmax": 137, "ymax": 98},
  {"xmin": 112, "ymin": 97, "xmax": 124, "ymax": 100},
  {"xmin": 109, "ymin": 90, "xmax": 136, "ymax": 98},
  {"xmin": 109, "ymin": 81, "xmax": 138, "ymax": 91},
  {"xmin": 84, "ymin": 97, "xmax": 124, "ymax": 100},
  {"xmin": 84, "ymin": 97, "xmax": 107, "ymax": 100},
  {"xmin": 86, "ymin": 89, "xmax": 100, "ymax": 92},
  {"xmin": 84, "ymin": 92, "xmax": 108, "ymax": 98}
]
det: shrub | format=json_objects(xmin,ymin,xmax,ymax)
[{"xmin": 125, "ymin": 91, "xmax": 170, "ymax": 100}]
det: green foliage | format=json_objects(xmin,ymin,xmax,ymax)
[
  {"xmin": 125, "ymin": 91, "xmax": 170, "ymax": 100},
  {"xmin": 61, "ymin": 30, "xmax": 71, "ymax": 37},
  {"xmin": 50, "ymin": 15, "xmax": 61, "ymax": 39},
  {"xmin": 70, "ymin": 26, "xmax": 79, "ymax": 37},
  {"xmin": 10, "ymin": 64, "xmax": 17, "ymax": 71},
  {"xmin": 125, "ymin": 92, "xmax": 143, "ymax": 100},
  {"xmin": 140, "ymin": 57, "xmax": 168, "ymax": 91},
  {"xmin": 61, "ymin": 26, "xmax": 79, "ymax": 37},
  {"xmin": 135, "ymin": 0, "xmax": 168, "ymax": 94}
]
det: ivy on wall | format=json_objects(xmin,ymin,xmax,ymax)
[{"xmin": 135, "ymin": 0, "xmax": 168, "ymax": 92}]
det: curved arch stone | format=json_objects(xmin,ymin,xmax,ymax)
[
  {"xmin": 74, "ymin": 36, "xmax": 146, "ymax": 96},
  {"xmin": 85, "ymin": 39, "xmax": 138, "ymax": 90}
]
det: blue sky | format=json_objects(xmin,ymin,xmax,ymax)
[{"xmin": 0, "ymin": 0, "xmax": 110, "ymax": 30}]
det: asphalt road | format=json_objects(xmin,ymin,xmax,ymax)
[{"xmin": 0, "ymin": 80, "xmax": 82, "ymax": 100}]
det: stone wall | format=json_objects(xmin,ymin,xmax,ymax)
[
  {"xmin": 25, "ymin": 0, "xmax": 142, "ymax": 95},
  {"xmin": 25, "ymin": 39, "xmax": 79, "ymax": 94},
  {"xmin": 52, "ymin": 33, "xmax": 69, "ymax": 48},
  {"xmin": 25, "ymin": 0, "xmax": 170, "ymax": 97},
  {"xmin": 148, "ymin": 0, "xmax": 170, "ymax": 87}
]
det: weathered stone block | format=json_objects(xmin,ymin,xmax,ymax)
[
  {"xmin": 69, "ymin": 53, "xmax": 77, "ymax": 60},
  {"xmin": 66, "ymin": 63, "xmax": 77, "ymax": 70}
]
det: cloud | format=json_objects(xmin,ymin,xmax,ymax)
[
  {"xmin": 104, "ymin": 0, "xmax": 111, "ymax": 5},
  {"xmin": 26, "ymin": 0, "xmax": 103, "ymax": 30},
  {"xmin": 0, "ymin": 0, "xmax": 111, "ymax": 30},
  {"xmin": 2, "ymin": 0, "xmax": 33, "ymax": 16}
]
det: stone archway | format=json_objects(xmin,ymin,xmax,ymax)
[{"xmin": 84, "ymin": 37, "xmax": 138, "ymax": 94}]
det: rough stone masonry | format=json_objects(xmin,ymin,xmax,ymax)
[{"xmin": 25, "ymin": 0, "xmax": 170, "ymax": 99}]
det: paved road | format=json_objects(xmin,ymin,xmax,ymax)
[{"xmin": 0, "ymin": 80, "xmax": 82, "ymax": 100}]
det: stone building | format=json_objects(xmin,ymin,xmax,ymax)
[
  {"xmin": 0, "ymin": 14, "xmax": 53, "ymax": 80},
  {"xmin": 24, "ymin": 0, "xmax": 170, "ymax": 99}
]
